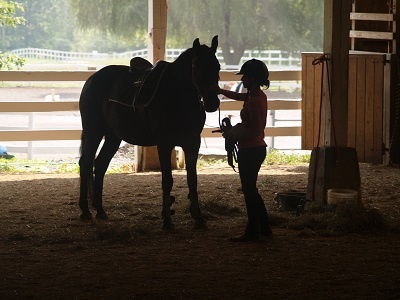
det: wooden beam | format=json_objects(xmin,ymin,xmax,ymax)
[
  {"xmin": 201, "ymin": 127, "xmax": 301, "ymax": 138},
  {"xmin": 220, "ymin": 100, "xmax": 301, "ymax": 111},
  {"xmin": 0, "ymin": 70, "xmax": 301, "ymax": 83},
  {"xmin": 147, "ymin": 0, "xmax": 168, "ymax": 64},
  {"xmin": 220, "ymin": 70, "xmax": 301, "ymax": 82},
  {"xmin": 0, "ymin": 126, "xmax": 302, "ymax": 142},
  {"xmin": 350, "ymin": 30, "xmax": 394, "ymax": 40},
  {"xmin": 0, "ymin": 130, "xmax": 81, "ymax": 141},
  {"xmin": 350, "ymin": 12, "xmax": 394, "ymax": 21},
  {"xmin": 323, "ymin": 0, "xmax": 352, "ymax": 147},
  {"xmin": 0, "ymin": 70, "xmax": 94, "ymax": 81},
  {"xmin": 141, "ymin": 0, "xmax": 168, "ymax": 171},
  {"xmin": 0, "ymin": 101, "xmax": 79, "ymax": 112}
]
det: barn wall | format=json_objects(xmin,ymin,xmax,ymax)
[
  {"xmin": 302, "ymin": 52, "xmax": 391, "ymax": 164},
  {"xmin": 352, "ymin": 0, "xmax": 395, "ymax": 53},
  {"xmin": 301, "ymin": 53, "xmax": 324, "ymax": 150}
]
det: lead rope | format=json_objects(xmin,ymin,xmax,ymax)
[
  {"xmin": 310, "ymin": 54, "xmax": 337, "ymax": 202},
  {"xmin": 213, "ymin": 106, "xmax": 238, "ymax": 172}
]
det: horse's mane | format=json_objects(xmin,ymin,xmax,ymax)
[
  {"xmin": 172, "ymin": 47, "xmax": 194, "ymax": 77},
  {"xmin": 168, "ymin": 42, "xmax": 219, "ymax": 105},
  {"xmin": 170, "ymin": 47, "xmax": 197, "ymax": 98}
]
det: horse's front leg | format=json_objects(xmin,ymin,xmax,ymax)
[
  {"xmin": 157, "ymin": 145, "xmax": 174, "ymax": 230},
  {"xmin": 184, "ymin": 146, "xmax": 207, "ymax": 229}
]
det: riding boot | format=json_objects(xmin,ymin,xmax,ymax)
[
  {"xmin": 256, "ymin": 193, "xmax": 273, "ymax": 237},
  {"xmin": 243, "ymin": 191, "xmax": 261, "ymax": 237}
]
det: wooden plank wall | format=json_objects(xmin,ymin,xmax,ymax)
[
  {"xmin": 351, "ymin": 0, "xmax": 394, "ymax": 53},
  {"xmin": 302, "ymin": 52, "xmax": 386, "ymax": 163},
  {"xmin": 348, "ymin": 54, "xmax": 384, "ymax": 163},
  {"xmin": 301, "ymin": 53, "xmax": 323, "ymax": 150}
]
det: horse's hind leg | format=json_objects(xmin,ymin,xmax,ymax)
[
  {"xmin": 79, "ymin": 131, "xmax": 103, "ymax": 220},
  {"xmin": 157, "ymin": 144, "xmax": 175, "ymax": 230},
  {"xmin": 184, "ymin": 146, "xmax": 207, "ymax": 229},
  {"xmin": 93, "ymin": 134, "xmax": 121, "ymax": 219}
]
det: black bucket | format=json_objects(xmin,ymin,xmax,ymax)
[{"xmin": 275, "ymin": 191, "xmax": 307, "ymax": 212}]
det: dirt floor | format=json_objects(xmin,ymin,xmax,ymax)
[{"xmin": 0, "ymin": 161, "xmax": 400, "ymax": 299}]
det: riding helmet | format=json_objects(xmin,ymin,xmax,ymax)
[{"xmin": 236, "ymin": 59, "xmax": 270, "ymax": 87}]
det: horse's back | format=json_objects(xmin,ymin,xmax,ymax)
[
  {"xmin": 81, "ymin": 65, "xmax": 131, "ymax": 103},
  {"xmin": 79, "ymin": 64, "xmax": 156, "ymax": 145},
  {"xmin": 79, "ymin": 65, "xmax": 132, "ymax": 130}
]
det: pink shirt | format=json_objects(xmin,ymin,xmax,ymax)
[{"xmin": 238, "ymin": 91, "xmax": 268, "ymax": 149}]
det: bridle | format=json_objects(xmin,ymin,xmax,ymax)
[
  {"xmin": 191, "ymin": 54, "xmax": 220, "ymax": 108},
  {"xmin": 191, "ymin": 57, "xmax": 204, "ymax": 104}
]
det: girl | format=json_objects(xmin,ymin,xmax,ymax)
[{"xmin": 212, "ymin": 59, "xmax": 273, "ymax": 242}]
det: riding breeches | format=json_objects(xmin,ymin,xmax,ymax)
[{"xmin": 237, "ymin": 146, "xmax": 271, "ymax": 236}]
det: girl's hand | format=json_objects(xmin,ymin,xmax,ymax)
[
  {"xmin": 224, "ymin": 123, "xmax": 246, "ymax": 141},
  {"xmin": 209, "ymin": 84, "xmax": 221, "ymax": 93}
]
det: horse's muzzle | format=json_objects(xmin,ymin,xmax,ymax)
[{"xmin": 202, "ymin": 90, "xmax": 220, "ymax": 112}]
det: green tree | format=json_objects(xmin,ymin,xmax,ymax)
[
  {"xmin": 6, "ymin": 0, "xmax": 76, "ymax": 50},
  {"xmin": 265, "ymin": 0, "xmax": 323, "ymax": 51},
  {"xmin": 169, "ymin": 0, "xmax": 272, "ymax": 64},
  {"xmin": 69, "ymin": 0, "xmax": 148, "ymax": 49},
  {"xmin": 168, "ymin": 0, "xmax": 323, "ymax": 64},
  {"xmin": 2, "ymin": 0, "xmax": 137, "ymax": 53},
  {"xmin": 69, "ymin": 0, "xmax": 323, "ymax": 65},
  {"xmin": 0, "ymin": 0, "xmax": 25, "ymax": 69}
]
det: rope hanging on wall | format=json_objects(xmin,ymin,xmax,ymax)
[
  {"xmin": 312, "ymin": 54, "xmax": 337, "ymax": 148},
  {"xmin": 309, "ymin": 54, "xmax": 338, "ymax": 202}
]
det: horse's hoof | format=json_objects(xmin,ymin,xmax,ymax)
[
  {"xmin": 95, "ymin": 211, "xmax": 108, "ymax": 220},
  {"xmin": 161, "ymin": 220, "xmax": 175, "ymax": 231},
  {"xmin": 194, "ymin": 219, "xmax": 207, "ymax": 230},
  {"xmin": 80, "ymin": 212, "xmax": 92, "ymax": 221}
]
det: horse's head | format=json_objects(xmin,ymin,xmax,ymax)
[{"xmin": 192, "ymin": 36, "xmax": 220, "ymax": 112}]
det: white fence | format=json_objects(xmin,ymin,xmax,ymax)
[
  {"xmin": 0, "ymin": 70, "xmax": 302, "ymax": 159},
  {"xmin": 11, "ymin": 48, "xmax": 302, "ymax": 68}
]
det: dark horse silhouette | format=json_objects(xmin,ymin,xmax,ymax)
[{"xmin": 78, "ymin": 36, "xmax": 220, "ymax": 229}]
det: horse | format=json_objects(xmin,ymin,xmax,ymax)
[{"xmin": 78, "ymin": 36, "xmax": 220, "ymax": 229}]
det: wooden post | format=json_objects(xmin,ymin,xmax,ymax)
[
  {"xmin": 306, "ymin": 0, "xmax": 362, "ymax": 205},
  {"xmin": 322, "ymin": 0, "xmax": 352, "ymax": 147},
  {"xmin": 136, "ymin": 0, "xmax": 175, "ymax": 171},
  {"xmin": 147, "ymin": 0, "xmax": 167, "ymax": 64}
]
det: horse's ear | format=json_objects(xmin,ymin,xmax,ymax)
[
  {"xmin": 193, "ymin": 38, "xmax": 200, "ymax": 51},
  {"xmin": 211, "ymin": 35, "xmax": 218, "ymax": 53}
]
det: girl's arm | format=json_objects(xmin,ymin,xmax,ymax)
[{"xmin": 211, "ymin": 84, "xmax": 248, "ymax": 101}]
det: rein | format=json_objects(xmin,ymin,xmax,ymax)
[
  {"xmin": 213, "ymin": 109, "xmax": 238, "ymax": 172},
  {"xmin": 191, "ymin": 57, "xmax": 206, "ymax": 107}
]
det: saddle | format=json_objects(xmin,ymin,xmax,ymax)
[{"xmin": 109, "ymin": 57, "xmax": 169, "ymax": 111}]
